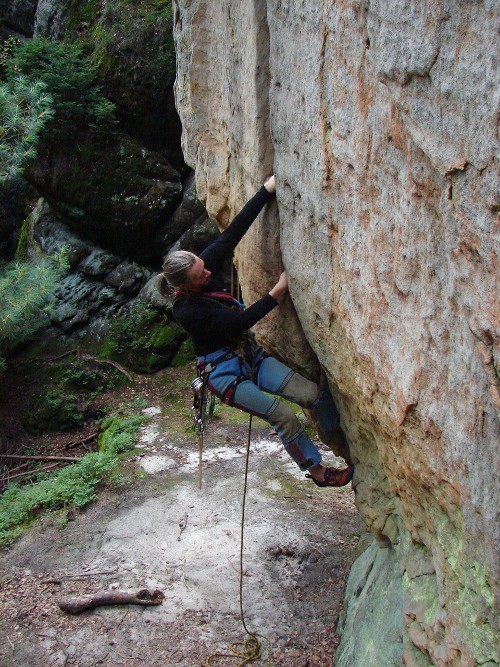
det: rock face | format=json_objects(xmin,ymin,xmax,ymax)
[{"xmin": 173, "ymin": 1, "xmax": 499, "ymax": 665}]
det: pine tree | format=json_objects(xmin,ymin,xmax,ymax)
[
  {"xmin": 0, "ymin": 250, "xmax": 69, "ymax": 371},
  {"xmin": 0, "ymin": 74, "xmax": 54, "ymax": 183}
]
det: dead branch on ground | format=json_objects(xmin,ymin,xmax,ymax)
[
  {"xmin": 0, "ymin": 454, "xmax": 79, "ymax": 462},
  {"xmin": 46, "ymin": 347, "xmax": 133, "ymax": 382},
  {"xmin": 58, "ymin": 589, "xmax": 165, "ymax": 614},
  {"xmin": 6, "ymin": 463, "xmax": 60, "ymax": 482},
  {"xmin": 65, "ymin": 431, "xmax": 99, "ymax": 450}
]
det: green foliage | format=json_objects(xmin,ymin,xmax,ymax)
[
  {"xmin": 0, "ymin": 406, "xmax": 144, "ymax": 546},
  {"xmin": 0, "ymin": 250, "xmax": 69, "ymax": 368},
  {"xmin": 0, "ymin": 36, "xmax": 21, "ymax": 81},
  {"xmin": 60, "ymin": 361, "xmax": 122, "ymax": 393},
  {"xmin": 0, "ymin": 451, "xmax": 116, "ymax": 545},
  {"xmin": 24, "ymin": 388, "xmax": 84, "ymax": 434},
  {"xmin": 101, "ymin": 301, "xmax": 158, "ymax": 358},
  {"xmin": 0, "ymin": 74, "xmax": 54, "ymax": 183},
  {"xmin": 98, "ymin": 413, "xmax": 145, "ymax": 454},
  {"xmin": 172, "ymin": 338, "xmax": 196, "ymax": 368},
  {"xmin": 10, "ymin": 38, "xmax": 115, "ymax": 142}
]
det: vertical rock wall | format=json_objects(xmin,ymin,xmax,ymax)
[{"xmin": 172, "ymin": 1, "xmax": 499, "ymax": 665}]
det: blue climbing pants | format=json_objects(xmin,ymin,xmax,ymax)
[{"xmin": 200, "ymin": 344, "xmax": 341, "ymax": 471}]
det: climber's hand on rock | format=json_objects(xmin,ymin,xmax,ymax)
[
  {"xmin": 264, "ymin": 175, "xmax": 276, "ymax": 193},
  {"xmin": 269, "ymin": 271, "xmax": 288, "ymax": 300}
]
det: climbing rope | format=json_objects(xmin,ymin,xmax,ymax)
[
  {"xmin": 203, "ymin": 272, "xmax": 271, "ymax": 664},
  {"xmin": 205, "ymin": 415, "xmax": 272, "ymax": 666}
]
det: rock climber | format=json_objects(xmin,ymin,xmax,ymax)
[{"xmin": 156, "ymin": 175, "xmax": 354, "ymax": 488}]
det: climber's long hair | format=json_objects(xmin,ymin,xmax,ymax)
[{"xmin": 156, "ymin": 250, "xmax": 197, "ymax": 298}]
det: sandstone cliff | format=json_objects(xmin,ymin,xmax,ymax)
[{"xmin": 172, "ymin": 2, "xmax": 499, "ymax": 665}]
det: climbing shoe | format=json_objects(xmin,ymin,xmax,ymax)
[{"xmin": 306, "ymin": 464, "xmax": 354, "ymax": 488}]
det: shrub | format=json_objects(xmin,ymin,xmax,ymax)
[
  {"xmin": 98, "ymin": 413, "xmax": 144, "ymax": 454},
  {"xmin": 24, "ymin": 388, "xmax": 84, "ymax": 434},
  {"xmin": 0, "ymin": 451, "xmax": 116, "ymax": 545},
  {"xmin": 10, "ymin": 38, "xmax": 115, "ymax": 142},
  {"xmin": 0, "ymin": 74, "xmax": 54, "ymax": 183},
  {"xmin": 0, "ymin": 407, "xmax": 144, "ymax": 545},
  {"xmin": 60, "ymin": 360, "xmax": 122, "ymax": 393}
]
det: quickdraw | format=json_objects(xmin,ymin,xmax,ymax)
[{"xmin": 190, "ymin": 373, "xmax": 216, "ymax": 489}]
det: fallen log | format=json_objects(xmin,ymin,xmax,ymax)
[
  {"xmin": 58, "ymin": 589, "xmax": 165, "ymax": 614},
  {"xmin": 6, "ymin": 463, "xmax": 60, "ymax": 482},
  {"xmin": 65, "ymin": 431, "xmax": 99, "ymax": 450},
  {"xmin": 80, "ymin": 354, "xmax": 133, "ymax": 382},
  {"xmin": 0, "ymin": 454, "xmax": 79, "ymax": 462},
  {"xmin": 46, "ymin": 348, "xmax": 133, "ymax": 382}
]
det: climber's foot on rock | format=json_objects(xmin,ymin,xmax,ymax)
[{"xmin": 306, "ymin": 464, "xmax": 354, "ymax": 488}]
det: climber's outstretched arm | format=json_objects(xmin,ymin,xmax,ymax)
[{"xmin": 200, "ymin": 176, "xmax": 276, "ymax": 271}]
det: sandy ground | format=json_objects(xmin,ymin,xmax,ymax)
[{"xmin": 0, "ymin": 397, "xmax": 366, "ymax": 667}]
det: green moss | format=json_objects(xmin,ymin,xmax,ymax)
[
  {"xmin": 98, "ymin": 413, "xmax": 144, "ymax": 454},
  {"xmin": 65, "ymin": 0, "xmax": 101, "ymax": 35},
  {"xmin": 0, "ymin": 451, "xmax": 116, "ymax": 546},
  {"xmin": 149, "ymin": 325, "xmax": 179, "ymax": 350},
  {"xmin": 13, "ymin": 215, "xmax": 30, "ymax": 261},
  {"xmin": 90, "ymin": 0, "xmax": 175, "ymax": 82},
  {"xmin": 99, "ymin": 305, "xmax": 185, "ymax": 373},
  {"xmin": 171, "ymin": 339, "xmax": 196, "ymax": 368}
]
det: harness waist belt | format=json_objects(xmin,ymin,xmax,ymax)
[{"xmin": 198, "ymin": 349, "xmax": 240, "ymax": 374}]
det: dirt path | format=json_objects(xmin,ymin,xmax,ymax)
[{"xmin": 0, "ymin": 373, "xmax": 366, "ymax": 666}]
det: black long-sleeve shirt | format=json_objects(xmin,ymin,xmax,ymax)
[{"xmin": 173, "ymin": 186, "xmax": 278, "ymax": 356}]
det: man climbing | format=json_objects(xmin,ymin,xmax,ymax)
[{"xmin": 156, "ymin": 175, "xmax": 354, "ymax": 487}]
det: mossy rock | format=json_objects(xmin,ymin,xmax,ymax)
[
  {"xmin": 171, "ymin": 339, "xmax": 196, "ymax": 368},
  {"xmin": 99, "ymin": 306, "xmax": 186, "ymax": 374},
  {"xmin": 26, "ymin": 132, "xmax": 182, "ymax": 264}
]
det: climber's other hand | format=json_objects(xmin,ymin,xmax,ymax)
[{"xmin": 264, "ymin": 175, "xmax": 276, "ymax": 193}]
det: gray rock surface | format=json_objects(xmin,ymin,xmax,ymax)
[
  {"xmin": 336, "ymin": 540, "xmax": 404, "ymax": 667},
  {"xmin": 77, "ymin": 249, "xmax": 121, "ymax": 279},
  {"xmin": 173, "ymin": 1, "xmax": 499, "ymax": 664},
  {"xmin": 33, "ymin": 0, "xmax": 65, "ymax": 38},
  {"xmin": 156, "ymin": 171, "xmax": 211, "ymax": 250},
  {"xmin": 31, "ymin": 200, "xmax": 93, "ymax": 268}
]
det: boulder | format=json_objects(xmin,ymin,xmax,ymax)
[
  {"xmin": 77, "ymin": 249, "xmax": 121, "ymax": 279},
  {"xmin": 156, "ymin": 171, "xmax": 211, "ymax": 251},
  {"xmin": 26, "ymin": 132, "xmax": 182, "ymax": 264},
  {"xmin": 31, "ymin": 199, "xmax": 93, "ymax": 268},
  {"xmin": 173, "ymin": 1, "xmax": 499, "ymax": 664},
  {"xmin": 104, "ymin": 260, "xmax": 147, "ymax": 296}
]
